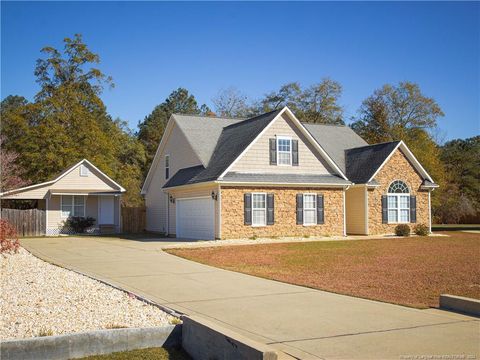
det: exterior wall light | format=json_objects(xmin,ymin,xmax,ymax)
[{"xmin": 211, "ymin": 191, "xmax": 218, "ymax": 201}]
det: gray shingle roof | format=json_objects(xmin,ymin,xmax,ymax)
[
  {"xmin": 303, "ymin": 123, "xmax": 368, "ymax": 173},
  {"xmin": 345, "ymin": 141, "xmax": 401, "ymax": 183},
  {"xmin": 173, "ymin": 115, "xmax": 242, "ymax": 166},
  {"xmin": 164, "ymin": 110, "xmax": 429, "ymax": 188},
  {"xmin": 163, "ymin": 165, "xmax": 205, "ymax": 188},
  {"xmin": 163, "ymin": 109, "xmax": 282, "ymax": 188},
  {"xmin": 221, "ymin": 172, "xmax": 350, "ymax": 185}
]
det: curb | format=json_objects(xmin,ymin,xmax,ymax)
[
  {"xmin": 440, "ymin": 294, "xmax": 480, "ymax": 317},
  {"xmin": 0, "ymin": 325, "xmax": 182, "ymax": 360}
]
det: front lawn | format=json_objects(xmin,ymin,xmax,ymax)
[{"xmin": 166, "ymin": 232, "xmax": 480, "ymax": 308}]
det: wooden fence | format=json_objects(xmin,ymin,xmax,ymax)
[
  {"xmin": 1, "ymin": 208, "xmax": 46, "ymax": 237},
  {"xmin": 121, "ymin": 207, "xmax": 146, "ymax": 233}
]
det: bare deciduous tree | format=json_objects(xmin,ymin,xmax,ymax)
[{"xmin": 212, "ymin": 87, "xmax": 250, "ymax": 118}]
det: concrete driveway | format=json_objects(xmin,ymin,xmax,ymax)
[{"xmin": 21, "ymin": 236, "xmax": 479, "ymax": 359}]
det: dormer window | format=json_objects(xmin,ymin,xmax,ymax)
[
  {"xmin": 80, "ymin": 164, "xmax": 89, "ymax": 177},
  {"xmin": 165, "ymin": 155, "xmax": 170, "ymax": 179},
  {"xmin": 277, "ymin": 136, "xmax": 292, "ymax": 165}
]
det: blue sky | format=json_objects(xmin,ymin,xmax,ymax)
[{"xmin": 2, "ymin": 1, "xmax": 479, "ymax": 141}]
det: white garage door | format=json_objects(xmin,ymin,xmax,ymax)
[{"xmin": 176, "ymin": 197, "xmax": 215, "ymax": 240}]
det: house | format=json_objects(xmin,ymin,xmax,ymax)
[
  {"xmin": 141, "ymin": 106, "xmax": 438, "ymax": 240},
  {"xmin": 0, "ymin": 159, "xmax": 125, "ymax": 235}
]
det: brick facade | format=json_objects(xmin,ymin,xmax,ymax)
[
  {"xmin": 220, "ymin": 186, "xmax": 344, "ymax": 239},
  {"xmin": 368, "ymin": 149, "xmax": 430, "ymax": 235}
]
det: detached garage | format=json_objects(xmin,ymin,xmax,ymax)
[{"xmin": 176, "ymin": 197, "xmax": 215, "ymax": 240}]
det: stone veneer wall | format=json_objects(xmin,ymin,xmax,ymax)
[
  {"xmin": 220, "ymin": 187, "xmax": 344, "ymax": 239},
  {"xmin": 368, "ymin": 149, "xmax": 430, "ymax": 235}
]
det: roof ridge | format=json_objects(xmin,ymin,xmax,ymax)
[
  {"xmin": 302, "ymin": 122, "xmax": 348, "ymax": 128},
  {"xmin": 172, "ymin": 113, "xmax": 245, "ymax": 121},
  {"xmin": 224, "ymin": 109, "xmax": 282, "ymax": 130},
  {"xmin": 346, "ymin": 140, "xmax": 400, "ymax": 152}
]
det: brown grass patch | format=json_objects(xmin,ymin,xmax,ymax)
[{"xmin": 166, "ymin": 232, "xmax": 480, "ymax": 308}]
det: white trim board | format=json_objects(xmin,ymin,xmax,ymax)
[
  {"xmin": 0, "ymin": 159, "xmax": 125, "ymax": 197},
  {"xmin": 367, "ymin": 141, "xmax": 434, "ymax": 183}
]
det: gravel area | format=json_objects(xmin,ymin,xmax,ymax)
[
  {"xmin": 163, "ymin": 233, "xmax": 447, "ymax": 249},
  {"xmin": 0, "ymin": 248, "xmax": 177, "ymax": 340}
]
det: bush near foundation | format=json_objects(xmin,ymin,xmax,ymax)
[
  {"xmin": 0, "ymin": 219, "xmax": 20, "ymax": 254},
  {"xmin": 395, "ymin": 224, "xmax": 411, "ymax": 237},
  {"xmin": 64, "ymin": 216, "xmax": 96, "ymax": 233},
  {"xmin": 414, "ymin": 224, "xmax": 429, "ymax": 236}
]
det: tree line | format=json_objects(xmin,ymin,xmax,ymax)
[{"xmin": 1, "ymin": 35, "xmax": 478, "ymax": 223}]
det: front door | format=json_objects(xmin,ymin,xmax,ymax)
[{"xmin": 99, "ymin": 196, "xmax": 114, "ymax": 224}]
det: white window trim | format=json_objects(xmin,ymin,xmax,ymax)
[
  {"xmin": 165, "ymin": 154, "xmax": 170, "ymax": 180},
  {"xmin": 276, "ymin": 136, "xmax": 292, "ymax": 166},
  {"xmin": 303, "ymin": 193, "xmax": 317, "ymax": 226},
  {"xmin": 252, "ymin": 192, "xmax": 267, "ymax": 227},
  {"xmin": 79, "ymin": 164, "xmax": 89, "ymax": 177},
  {"xmin": 387, "ymin": 180, "xmax": 410, "ymax": 224},
  {"xmin": 61, "ymin": 195, "xmax": 86, "ymax": 218}
]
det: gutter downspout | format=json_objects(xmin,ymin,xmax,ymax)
[
  {"xmin": 165, "ymin": 191, "xmax": 169, "ymax": 236},
  {"xmin": 217, "ymin": 184, "xmax": 222, "ymax": 240},
  {"xmin": 365, "ymin": 185, "xmax": 369, "ymax": 236},
  {"xmin": 45, "ymin": 194, "xmax": 50, "ymax": 235},
  {"xmin": 428, "ymin": 190, "xmax": 432, "ymax": 234},
  {"xmin": 343, "ymin": 185, "xmax": 350, "ymax": 237}
]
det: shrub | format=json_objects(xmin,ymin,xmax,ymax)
[
  {"xmin": 64, "ymin": 216, "xmax": 95, "ymax": 233},
  {"xmin": 395, "ymin": 224, "xmax": 411, "ymax": 237},
  {"xmin": 170, "ymin": 317, "xmax": 182, "ymax": 325},
  {"xmin": 414, "ymin": 223, "xmax": 429, "ymax": 236},
  {"xmin": 37, "ymin": 327, "xmax": 54, "ymax": 337},
  {"xmin": 0, "ymin": 219, "xmax": 20, "ymax": 254}
]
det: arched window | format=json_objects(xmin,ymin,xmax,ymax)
[
  {"xmin": 388, "ymin": 180, "xmax": 409, "ymax": 194},
  {"xmin": 387, "ymin": 180, "xmax": 410, "ymax": 223}
]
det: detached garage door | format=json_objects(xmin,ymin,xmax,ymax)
[{"xmin": 176, "ymin": 197, "xmax": 215, "ymax": 239}]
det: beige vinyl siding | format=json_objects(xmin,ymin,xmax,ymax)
[
  {"xmin": 230, "ymin": 113, "xmax": 334, "ymax": 174},
  {"xmin": 144, "ymin": 122, "xmax": 203, "ymax": 233},
  {"xmin": 48, "ymin": 195, "xmax": 100, "ymax": 230},
  {"xmin": 345, "ymin": 186, "xmax": 367, "ymax": 235},
  {"xmin": 48, "ymin": 195, "xmax": 61, "ymax": 229},
  {"xmin": 51, "ymin": 164, "xmax": 117, "ymax": 191},
  {"xmin": 47, "ymin": 195, "xmax": 120, "ymax": 232},
  {"xmin": 1, "ymin": 184, "xmax": 50, "ymax": 199},
  {"xmin": 167, "ymin": 184, "xmax": 219, "ymax": 237}
]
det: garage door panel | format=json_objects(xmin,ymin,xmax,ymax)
[{"xmin": 176, "ymin": 198, "xmax": 215, "ymax": 240}]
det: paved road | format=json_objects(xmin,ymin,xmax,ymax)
[{"xmin": 22, "ymin": 236, "xmax": 479, "ymax": 359}]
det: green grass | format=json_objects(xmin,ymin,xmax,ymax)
[
  {"xmin": 432, "ymin": 224, "xmax": 480, "ymax": 231},
  {"xmin": 79, "ymin": 347, "xmax": 190, "ymax": 360}
]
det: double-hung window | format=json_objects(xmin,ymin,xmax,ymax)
[
  {"xmin": 252, "ymin": 193, "xmax": 266, "ymax": 226},
  {"xmin": 303, "ymin": 194, "xmax": 317, "ymax": 225},
  {"xmin": 387, "ymin": 180, "xmax": 410, "ymax": 223},
  {"xmin": 61, "ymin": 195, "xmax": 85, "ymax": 218},
  {"xmin": 277, "ymin": 137, "xmax": 292, "ymax": 165}
]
